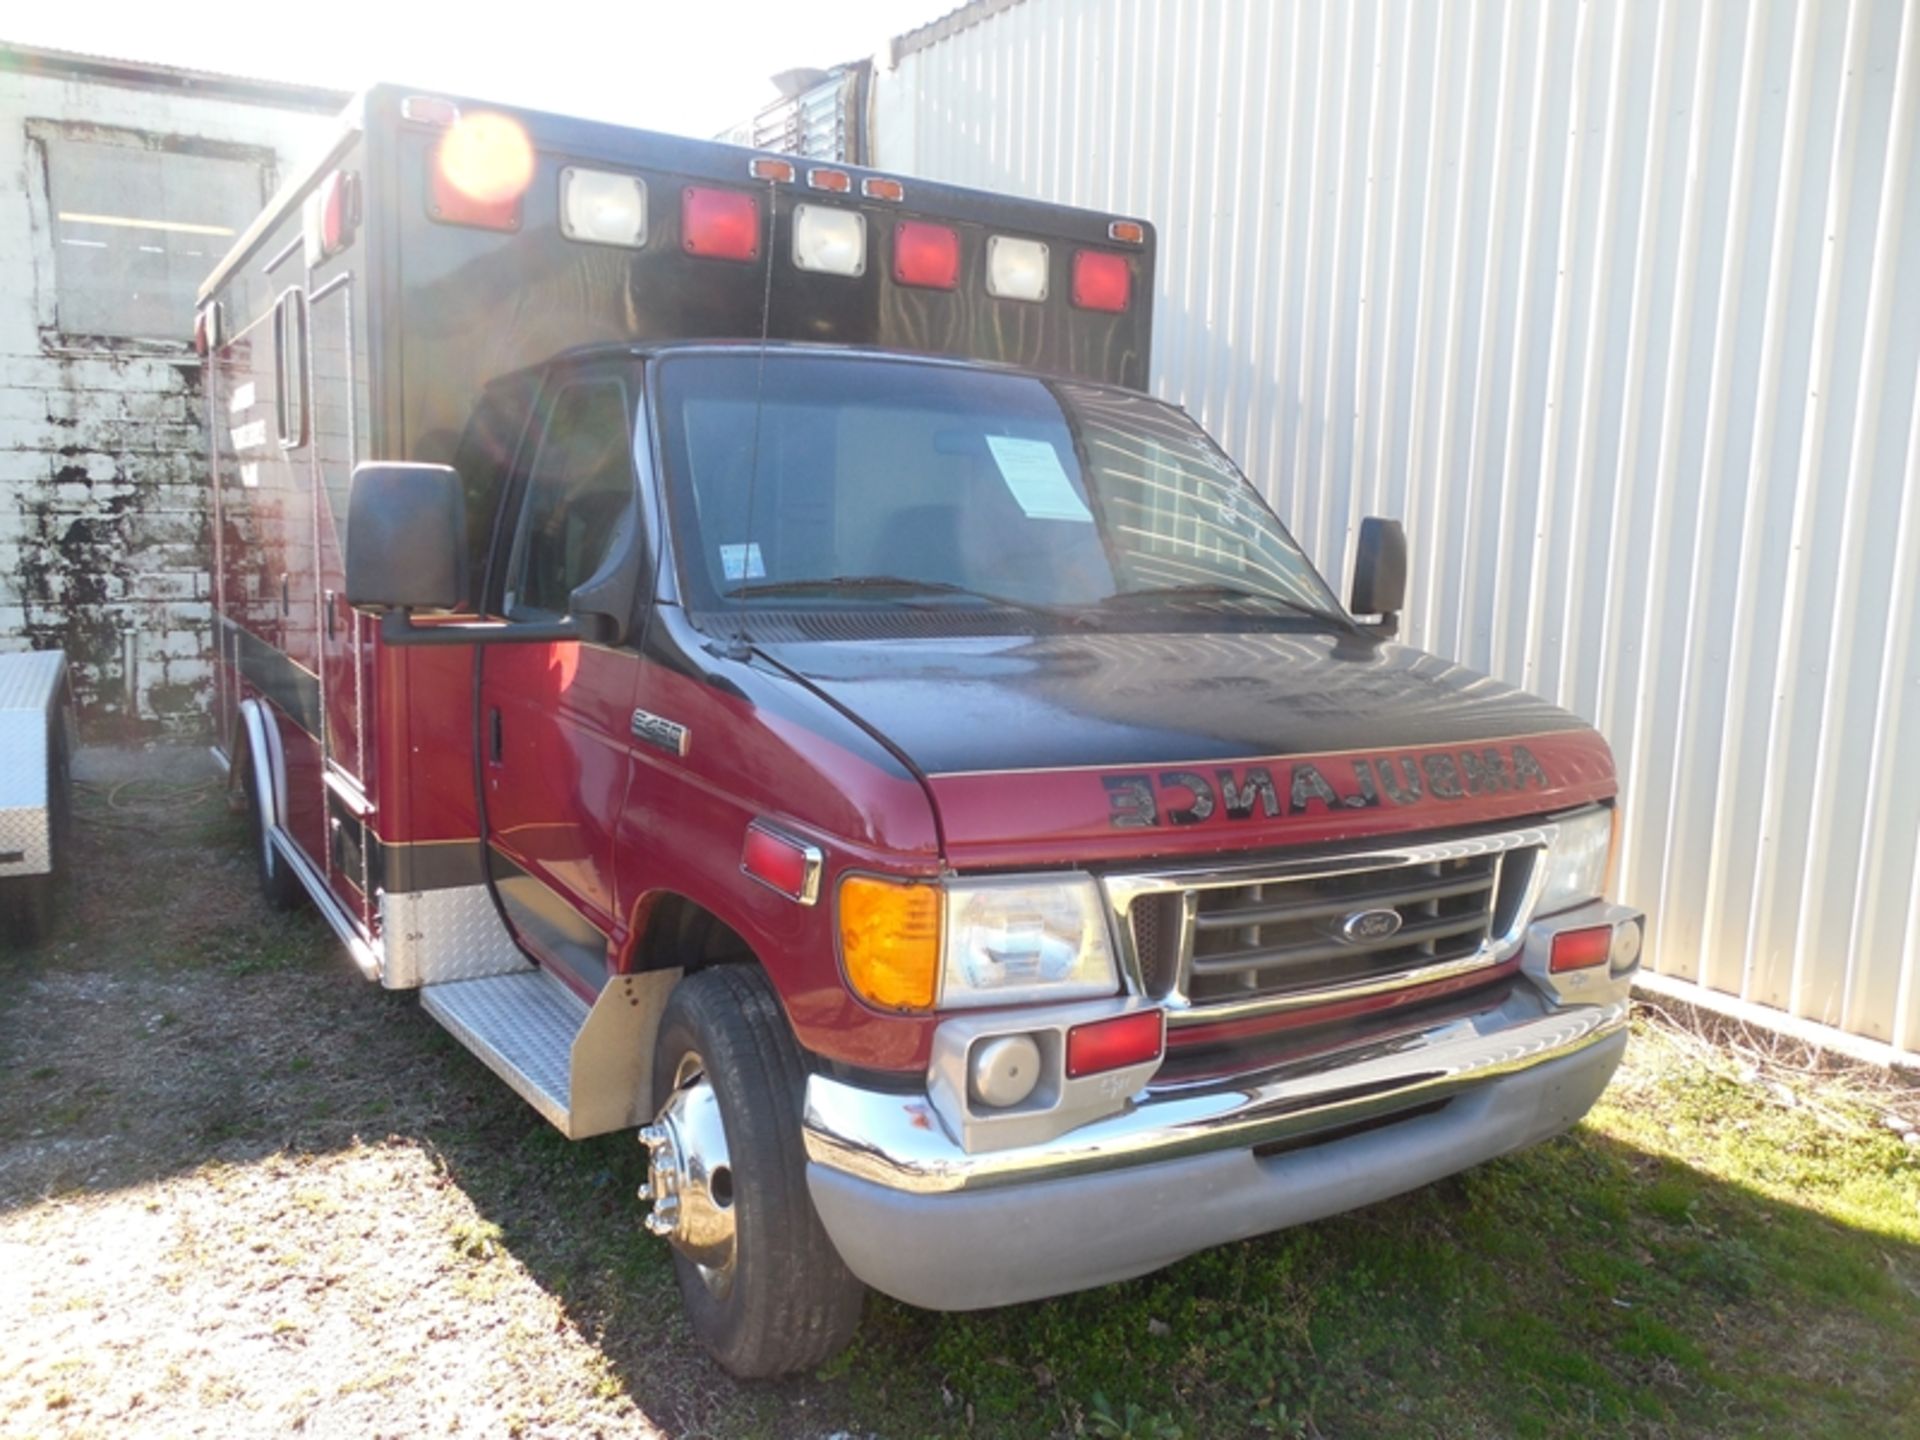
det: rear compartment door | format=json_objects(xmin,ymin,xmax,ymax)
[{"xmin": 478, "ymin": 364, "xmax": 644, "ymax": 995}]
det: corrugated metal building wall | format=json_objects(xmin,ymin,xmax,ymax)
[{"xmin": 867, "ymin": 0, "xmax": 1920, "ymax": 1054}]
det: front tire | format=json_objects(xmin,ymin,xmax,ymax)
[{"xmin": 644, "ymin": 966, "xmax": 866, "ymax": 1378}]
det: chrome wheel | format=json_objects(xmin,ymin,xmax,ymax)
[{"xmin": 639, "ymin": 1050, "xmax": 737, "ymax": 1297}]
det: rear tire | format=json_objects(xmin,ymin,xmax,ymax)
[
  {"xmin": 0, "ymin": 877, "xmax": 54, "ymax": 949},
  {"xmin": 646, "ymin": 965, "xmax": 866, "ymax": 1378},
  {"xmin": 240, "ymin": 738, "xmax": 303, "ymax": 912}
]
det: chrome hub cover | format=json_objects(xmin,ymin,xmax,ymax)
[{"xmin": 638, "ymin": 1052, "xmax": 737, "ymax": 1295}]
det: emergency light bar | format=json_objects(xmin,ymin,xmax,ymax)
[{"xmin": 412, "ymin": 125, "xmax": 1141, "ymax": 311}]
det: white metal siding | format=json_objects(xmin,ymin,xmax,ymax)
[{"xmin": 874, "ymin": 0, "xmax": 1920, "ymax": 1054}]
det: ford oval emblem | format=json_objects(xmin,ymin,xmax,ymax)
[{"xmin": 1340, "ymin": 907, "xmax": 1404, "ymax": 943}]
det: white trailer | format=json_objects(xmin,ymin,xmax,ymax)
[{"xmin": 0, "ymin": 650, "xmax": 75, "ymax": 945}]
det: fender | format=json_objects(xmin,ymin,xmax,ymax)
[{"xmin": 236, "ymin": 697, "xmax": 288, "ymax": 835}]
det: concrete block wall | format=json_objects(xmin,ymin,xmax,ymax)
[{"xmin": 0, "ymin": 55, "xmax": 339, "ymax": 737}]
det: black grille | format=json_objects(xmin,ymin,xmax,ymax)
[
  {"xmin": 1130, "ymin": 893, "xmax": 1184, "ymax": 997},
  {"xmin": 1168, "ymin": 847, "xmax": 1536, "ymax": 1008}
]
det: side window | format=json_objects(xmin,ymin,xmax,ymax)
[
  {"xmin": 273, "ymin": 289, "xmax": 308, "ymax": 448},
  {"xmin": 452, "ymin": 373, "xmax": 539, "ymax": 610},
  {"xmin": 506, "ymin": 379, "xmax": 635, "ymax": 618}
]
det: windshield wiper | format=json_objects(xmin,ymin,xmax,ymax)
[
  {"xmin": 725, "ymin": 575, "xmax": 1078, "ymax": 619},
  {"xmin": 1095, "ymin": 583, "xmax": 1354, "ymax": 629}
]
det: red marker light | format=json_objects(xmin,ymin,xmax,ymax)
[
  {"xmin": 749, "ymin": 157, "xmax": 796, "ymax": 183},
  {"xmin": 893, "ymin": 220, "xmax": 960, "ymax": 289},
  {"xmin": 741, "ymin": 822, "xmax": 822, "ymax": 905},
  {"xmin": 192, "ymin": 309, "xmax": 209, "ymax": 356},
  {"xmin": 1549, "ymin": 925, "xmax": 1613, "ymax": 973},
  {"xmin": 861, "ymin": 176, "xmax": 905, "ymax": 202},
  {"xmin": 682, "ymin": 186, "xmax": 760, "ymax": 261},
  {"xmin": 1108, "ymin": 219, "xmax": 1146, "ymax": 245},
  {"xmin": 1066, "ymin": 1010, "xmax": 1165, "ymax": 1079},
  {"xmin": 1072, "ymin": 249, "xmax": 1132, "ymax": 311},
  {"xmin": 305, "ymin": 169, "xmax": 358, "ymax": 265},
  {"xmin": 320, "ymin": 171, "xmax": 353, "ymax": 252},
  {"xmin": 807, "ymin": 167, "xmax": 852, "ymax": 193}
]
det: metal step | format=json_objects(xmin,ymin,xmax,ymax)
[{"xmin": 420, "ymin": 969, "xmax": 589, "ymax": 1132}]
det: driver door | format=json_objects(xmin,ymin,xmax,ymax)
[{"xmin": 478, "ymin": 363, "xmax": 645, "ymax": 995}]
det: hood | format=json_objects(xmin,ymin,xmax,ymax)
[{"xmin": 757, "ymin": 628, "xmax": 1616, "ymax": 868}]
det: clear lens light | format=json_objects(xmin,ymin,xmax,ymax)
[
  {"xmin": 941, "ymin": 877, "xmax": 1119, "ymax": 1007},
  {"xmin": 1536, "ymin": 808, "xmax": 1615, "ymax": 916},
  {"xmin": 793, "ymin": 204, "xmax": 866, "ymax": 276},
  {"xmin": 561, "ymin": 167, "xmax": 647, "ymax": 247},
  {"xmin": 987, "ymin": 235, "xmax": 1049, "ymax": 301}
]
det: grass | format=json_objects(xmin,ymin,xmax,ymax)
[{"xmin": 2, "ymin": 762, "xmax": 1917, "ymax": 1437}]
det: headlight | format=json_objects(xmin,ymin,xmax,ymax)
[
  {"xmin": 837, "ymin": 873, "xmax": 1120, "ymax": 1012},
  {"xmin": 943, "ymin": 877, "xmax": 1119, "ymax": 1008},
  {"xmin": 1535, "ymin": 807, "xmax": 1616, "ymax": 916}
]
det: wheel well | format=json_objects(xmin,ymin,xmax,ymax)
[
  {"xmin": 628, "ymin": 893, "xmax": 754, "ymax": 975},
  {"xmin": 233, "ymin": 700, "xmax": 285, "ymax": 827}
]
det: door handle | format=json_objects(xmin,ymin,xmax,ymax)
[{"xmin": 488, "ymin": 707, "xmax": 504, "ymax": 764}]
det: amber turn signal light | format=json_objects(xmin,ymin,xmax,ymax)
[{"xmin": 839, "ymin": 875, "xmax": 942, "ymax": 1011}]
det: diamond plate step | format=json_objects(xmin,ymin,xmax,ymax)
[{"xmin": 420, "ymin": 969, "xmax": 589, "ymax": 1131}]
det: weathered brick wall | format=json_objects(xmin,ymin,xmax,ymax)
[{"xmin": 0, "ymin": 66, "xmax": 335, "ymax": 738}]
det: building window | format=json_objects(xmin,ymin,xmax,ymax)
[{"xmin": 41, "ymin": 136, "xmax": 270, "ymax": 342}]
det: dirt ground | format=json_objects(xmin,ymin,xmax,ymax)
[{"xmin": 0, "ymin": 762, "xmax": 818, "ymax": 1439}]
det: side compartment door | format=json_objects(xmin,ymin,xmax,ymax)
[
  {"xmin": 267, "ymin": 285, "xmax": 328, "ymax": 868},
  {"xmin": 478, "ymin": 367, "xmax": 645, "ymax": 995},
  {"xmin": 309, "ymin": 275, "xmax": 375, "ymax": 923}
]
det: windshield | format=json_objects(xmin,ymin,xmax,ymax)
[{"xmin": 654, "ymin": 352, "xmax": 1345, "ymax": 626}]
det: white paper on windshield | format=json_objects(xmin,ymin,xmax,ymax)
[
  {"xmin": 719, "ymin": 542, "xmax": 766, "ymax": 582},
  {"xmin": 985, "ymin": 436, "xmax": 1093, "ymax": 523}
]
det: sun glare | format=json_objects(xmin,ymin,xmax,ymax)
[{"xmin": 436, "ymin": 112, "xmax": 535, "ymax": 204}]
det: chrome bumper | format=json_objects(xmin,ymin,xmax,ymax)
[
  {"xmin": 804, "ymin": 989, "xmax": 1629, "ymax": 1197},
  {"xmin": 804, "ymin": 989, "xmax": 1630, "ymax": 1310}
]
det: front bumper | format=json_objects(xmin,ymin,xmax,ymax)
[{"xmin": 803, "ymin": 957, "xmax": 1633, "ymax": 1309}]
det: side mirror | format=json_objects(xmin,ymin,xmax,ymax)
[
  {"xmin": 1350, "ymin": 517, "xmax": 1408, "ymax": 634},
  {"xmin": 345, "ymin": 463, "xmax": 467, "ymax": 612}
]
